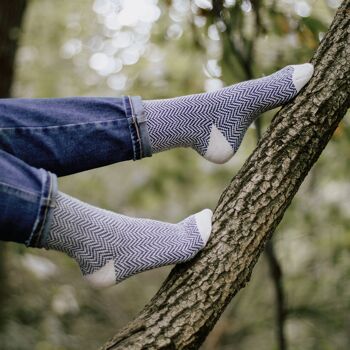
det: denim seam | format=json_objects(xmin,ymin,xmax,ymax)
[
  {"xmin": 41, "ymin": 188, "xmax": 57, "ymax": 249},
  {"xmin": 0, "ymin": 181, "xmax": 41, "ymax": 198},
  {"xmin": 129, "ymin": 96, "xmax": 152, "ymax": 158},
  {"xmin": 0, "ymin": 119, "xmax": 128, "ymax": 131},
  {"xmin": 36, "ymin": 173, "xmax": 57, "ymax": 247},
  {"xmin": 123, "ymin": 97, "xmax": 138, "ymax": 160},
  {"xmin": 129, "ymin": 96, "xmax": 143, "ymax": 159},
  {"xmin": 33, "ymin": 174, "xmax": 54, "ymax": 246},
  {"xmin": 26, "ymin": 172, "xmax": 56, "ymax": 247}
]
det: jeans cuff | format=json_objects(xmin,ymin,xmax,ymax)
[
  {"xmin": 123, "ymin": 96, "xmax": 152, "ymax": 160},
  {"xmin": 26, "ymin": 171, "xmax": 58, "ymax": 247}
]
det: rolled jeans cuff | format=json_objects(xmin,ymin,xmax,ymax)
[
  {"xmin": 26, "ymin": 171, "xmax": 57, "ymax": 247},
  {"xmin": 123, "ymin": 96, "xmax": 152, "ymax": 160}
]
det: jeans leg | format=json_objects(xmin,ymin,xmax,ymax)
[
  {"xmin": 0, "ymin": 96, "xmax": 151, "ymax": 176},
  {"xmin": 0, "ymin": 149, "xmax": 57, "ymax": 246}
]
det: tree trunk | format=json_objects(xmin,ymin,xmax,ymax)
[
  {"xmin": 101, "ymin": 2, "xmax": 350, "ymax": 349},
  {"xmin": 0, "ymin": 0, "xmax": 27, "ymax": 97},
  {"xmin": 0, "ymin": 0, "xmax": 27, "ymax": 330}
]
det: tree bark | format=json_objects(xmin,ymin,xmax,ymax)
[
  {"xmin": 0, "ymin": 0, "xmax": 27, "ymax": 330},
  {"xmin": 265, "ymin": 241, "xmax": 287, "ymax": 350},
  {"xmin": 0, "ymin": 0, "xmax": 27, "ymax": 97},
  {"xmin": 101, "ymin": 2, "xmax": 350, "ymax": 349}
]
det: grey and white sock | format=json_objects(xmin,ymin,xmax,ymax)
[
  {"xmin": 45, "ymin": 192, "xmax": 212, "ymax": 288},
  {"xmin": 144, "ymin": 63, "xmax": 314, "ymax": 163}
]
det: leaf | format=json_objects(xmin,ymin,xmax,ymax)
[{"xmin": 301, "ymin": 16, "xmax": 328, "ymax": 36}]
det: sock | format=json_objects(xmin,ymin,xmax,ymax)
[
  {"xmin": 45, "ymin": 192, "xmax": 212, "ymax": 288},
  {"xmin": 144, "ymin": 63, "xmax": 314, "ymax": 163}
]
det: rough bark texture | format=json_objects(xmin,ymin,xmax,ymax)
[{"xmin": 101, "ymin": 3, "xmax": 350, "ymax": 349}]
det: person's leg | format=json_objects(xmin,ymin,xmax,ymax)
[
  {"xmin": 45, "ymin": 192, "xmax": 212, "ymax": 287},
  {"xmin": 0, "ymin": 64, "xmax": 313, "ymax": 177},
  {"xmin": 144, "ymin": 63, "xmax": 314, "ymax": 163},
  {"xmin": 0, "ymin": 149, "xmax": 56, "ymax": 247},
  {"xmin": 0, "ymin": 96, "xmax": 151, "ymax": 176},
  {"xmin": 0, "ymin": 149, "xmax": 212, "ymax": 287}
]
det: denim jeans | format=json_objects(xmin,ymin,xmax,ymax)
[{"xmin": 0, "ymin": 96, "xmax": 151, "ymax": 247}]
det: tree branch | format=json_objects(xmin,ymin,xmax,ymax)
[
  {"xmin": 265, "ymin": 241, "xmax": 287, "ymax": 350},
  {"xmin": 255, "ymin": 87, "xmax": 287, "ymax": 350},
  {"xmin": 100, "ymin": 2, "xmax": 350, "ymax": 349},
  {"xmin": 0, "ymin": 0, "xmax": 27, "ymax": 330},
  {"xmin": 0, "ymin": 0, "xmax": 27, "ymax": 97}
]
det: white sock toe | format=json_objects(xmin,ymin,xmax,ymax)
[
  {"xmin": 194, "ymin": 209, "xmax": 213, "ymax": 245},
  {"xmin": 291, "ymin": 63, "xmax": 314, "ymax": 92},
  {"xmin": 84, "ymin": 260, "xmax": 115, "ymax": 288}
]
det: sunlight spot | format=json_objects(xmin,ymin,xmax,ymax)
[
  {"xmin": 241, "ymin": 0, "xmax": 252, "ymax": 12},
  {"xmin": 60, "ymin": 39, "xmax": 82, "ymax": 59},
  {"xmin": 134, "ymin": 22, "xmax": 152, "ymax": 35},
  {"xmin": 169, "ymin": 7, "xmax": 184, "ymax": 22},
  {"xmin": 52, "ymin": 285, "xmax": 79, "ymax": 315},
  {"xmin": 166, "ymin": 23, "xmax": 183, "ymax": 40},
  {"xmin": 172, "ymin": 0, "xmax": 191, "ymax": 14},
  {"xmin": 93, "ymin": 0, "xmax": 119, "ymax": 15},
  {"xmin": 224, "ymin": 0, "xmax": 236, "ymax": 7},
  {"xmin": 326, "ymin": 0, "xmax": 341, "ymax": 8},
  {"xmin": 117, "ymin": 0, "xmax": 161, "ymax": 26},
  {"xmin": 18, "ymin": 46, "xmax": 38, "ymax": 63},
  {"xmin": 89, "ymin": 52, "xmax": 110, "ymax": 71},
  {"xmin": 107, "ymin": 73, "xmax": 128, "ymax": 90},
  {"xmin": 121, "ymin": 47, "xmax": 140, "ymax": 65},
  {"xmin": 194, "ymin": 16, "xmax": 206, "ymax": 28},
  {"xmin": 145, "ymin": 43, "xmax": 165, "ymax": 62},
  {"xmin": 206, "ymin": 59, "xmax": 222, "ymax": 77},
  {"xmin": 294, "ymin": 1, "xmax": 311, "ymax": 17},
  {"xmin": 112, "ymin": 31, "xmax": 133, "ymax": 48},
  {"xmin": 87, "ymin": 35, "xmax": 104, "ymax": 52},
  {"xmin": 194, "ymin": 0, "xmax": 213, "ymax": 10},
  {"xmin": 105, "ymin": 14, "xmax": 122, "ymax": 30},
  {"xmin": 22, "ymin": 254, "xmax": 58, "ymax": 279},
  {"xmin": 204, "ymin": 78, "xmax": 224, "ymax": 92},
  {"xmin": 208, "ymin": 24, "xmax": 220, "ymax": 41}
]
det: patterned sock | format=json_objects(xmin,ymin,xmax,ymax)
[
  {"xmin": 144, "ymin": 63, "xmax": 314, "ymax": 163},
  {"xmin": 45, "ymin": 192, "xmax": 212, "ymax": 288}
]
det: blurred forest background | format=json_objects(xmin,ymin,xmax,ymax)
[{"xmin": 0, "ymin": 0, "xmax": 349, "ymax": 349}]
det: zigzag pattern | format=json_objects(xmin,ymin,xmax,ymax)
[
  {"xmin": 144, "ymin": 66, "xmax": 296, "ymax": 157},
  {"xmin": 46, "ymin": 193, "xmax": 204, "ymax": 284}
]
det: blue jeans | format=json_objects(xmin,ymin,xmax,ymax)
[{"xmin": 0, "ymin": 96, "xmax": 151, "ymax": 247}]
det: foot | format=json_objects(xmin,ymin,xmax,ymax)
[
  {"xmin": 45, "ymin": 192, "xmax": 213, "ymax": 288},
  {"xmin": 144, "ymin": 63, "xmax": 314, "ymax": 163}
]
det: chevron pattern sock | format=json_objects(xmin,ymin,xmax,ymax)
[
  {"xmin": 45, "ymin": 192, "xmax": 212, "ymax": 288},
  {"xmin": 144, "ymin": 63, "xmax": 314, "ymax": 163}
]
